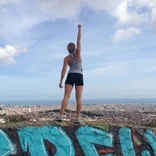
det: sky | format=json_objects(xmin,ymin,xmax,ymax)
[{"xmin": 0, "ymin": 0, "xmax": 156, "ymax": 100}]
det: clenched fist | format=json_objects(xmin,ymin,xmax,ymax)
[{"xmin": 78, "ymin": 24, "xmax": 82, "ymax": 29}]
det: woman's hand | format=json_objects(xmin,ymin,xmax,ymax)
[
  {"xmin": 59, "ymin": 82, "xmax": 63, "ymax": 88},
  {"xmin": 78, "ymin": 24, "xmax": 82, "ymax": 29}
]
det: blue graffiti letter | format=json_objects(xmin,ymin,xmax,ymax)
[
  {"xmin": 0, "ymin": 129, "xmax": 16, "ymax": 156},
  {"xmin": 119, "ymin": 128, "xmax": 135, "ymax": 156},
  {"xmin": 142, "ymin": 150, "xmax": 151, "ymax": 156},
  {"xmin": 144, "ymin": 129, "xmax": 156, "ymax": 155},
  {"xmin": 75, "ymin": 126, "xmax": 113, "ymax": 156},
  {"xmin": 18, "ymin": 125, "xmax": 75, "ymax": 156}
]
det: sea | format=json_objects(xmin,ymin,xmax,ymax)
[{"xmin": 0, "ymin": 98, "xmax": 156, "ymax": 105}]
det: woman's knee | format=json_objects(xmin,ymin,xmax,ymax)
[
  {"xmin": 64, "ymin": 94, "xmax": 70, "ymax": 100},
  {"xmin": 76, "ymin": 96, "xmax": 82, "ymax": 102}
]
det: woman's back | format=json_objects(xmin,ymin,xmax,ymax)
[{"xmin": 67, "ymin": 52, "xmax": 83, "ymax": 74}]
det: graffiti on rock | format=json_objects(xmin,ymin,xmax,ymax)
[
  {"xmin": 76, "ymin": 126, "xmax": 113, "ymax": 156},
  {"xmin": 0, "ymin": 129, "xmax": 16, "ymax": 156},
  {"xmin": 144, "ymin": 129, "xmax": 156, "ymax": 155},
  {"xmin": 142, "ymin": 150, "xmax": 151, "ymax": 156},
  {"xmin": 119, "ymin": 128, "xmax": 135, "ymax": 156},
  {"xmin": 18, "ymin": 126, "xmax": 75, "ymax": 156},
  {"xmin": 0, "ymin": 125, "xmax": 155, "ymax": 155}
]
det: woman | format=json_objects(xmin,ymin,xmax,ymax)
[{"xmin": 55, "ymin": 24, "xmax": 83, "ymax": 122}]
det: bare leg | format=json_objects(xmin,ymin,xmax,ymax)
[
  {"xmin": 75, "ymin": 86, "xmax": 83, "ymax": 117},
  {"xmin": 60, "ymin": 84, "xmax": 73, "ymax": 115}
]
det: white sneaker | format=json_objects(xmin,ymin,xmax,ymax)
[
  {"xmin": 55, "ymin": 116, "xmax": 63, "ymax": 122},
  {"xmin": 55, "ymin": 115, "xmax": 70, "ymax": 122},
  {"xmin": 75, "ymin": 117, "xmax": 81, "ymax": 123}
]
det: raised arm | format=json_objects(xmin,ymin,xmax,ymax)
[
  {"xmin": 59, "ymin": 57, "xmax": 68, "ymax": 88},
  {"xmin": 76, "ymin": 24, "xmax": 82, "ymax": 59}
]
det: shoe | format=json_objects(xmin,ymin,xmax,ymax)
[
  {"xmin": 55, "ymin": 116, "xmax": 63, "ymax": 122},
  {"xmin": 75, "ymin": 117, "xmax": 81, "ymax": 123},
  {"xmin": 55, "ymin": 115, "xmax": 70, "ymax": 122}
]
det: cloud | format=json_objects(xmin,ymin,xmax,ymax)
[
  {"xmin": 35, "ymin": 0, "xmax": 156, "ymax": 42},
  {"xmin": 0, "ymin": 0, "xmax": 155, "ymax": 46},
  {"xmin": 112, "ymin": 27, "xmax": 140, "ymax": 42},
  {"xmin": 0, "ymin": 0, "xmax": 19, "ymax": 5},
  {"xmin": 114, "ymin": 0, "xmax": 149, "ymax": 25},
  {"xmin": 132, "ymin": 0, "xmax": 156, "ymax": 8},
  {"xmin": 0, "ymin": 45, "xmax": 27, "ymax": 65},
  {"xmin": 151, "ymin": 7, "xmax": 156, "ymax": 26},
  {"xmin": 0, "ymin": 1, "xmax": 46, "ymax": 41},
  {"xmin": 85, "ymin": 63, "xmax": 127, "ymax": 79},
  {"xmin": 85, "ymin": 58, "xmax": 156, "ymax": 81},
  {"xmin": 37, "ymin": 0, "xmax": 155, "ymax": 26},
  {"xmin": 38, "ymin": 0, "xmax": 82, "ymax": 19},
  {"xmin": 0, "ymin": 1, "xmax": 155, "ymax": 39},
  {"xmin": 83, "ymin": 59, "xmax": 156, "ymax": 98}
]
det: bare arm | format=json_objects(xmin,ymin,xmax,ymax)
[
  {"xmin": 76, "ymin": 24, "xmax": 82, "ymax": 59},
  {"xmin": 59, "ymin": 57, "xmax": 68, "ymax": 88}
]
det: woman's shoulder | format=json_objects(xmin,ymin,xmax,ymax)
[
  {"xmin": 73, "ymin": 52, "xmax": 82, "ymax": 61},
  {"xmin": 65, "ymin": 55, "xmax": 72, "ymax": 61},
  {"xmin": 65, "ymin": 54, "xmax": 71, "ymax": 59}
]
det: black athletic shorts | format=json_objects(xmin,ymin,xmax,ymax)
[{"xmin": 65, "ymin": 73, "xmax": 84, "ymax": 86}]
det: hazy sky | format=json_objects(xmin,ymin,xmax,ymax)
[{"xmin": 0, "ymin": 0, "xmax": 156, "ymax": 100}]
